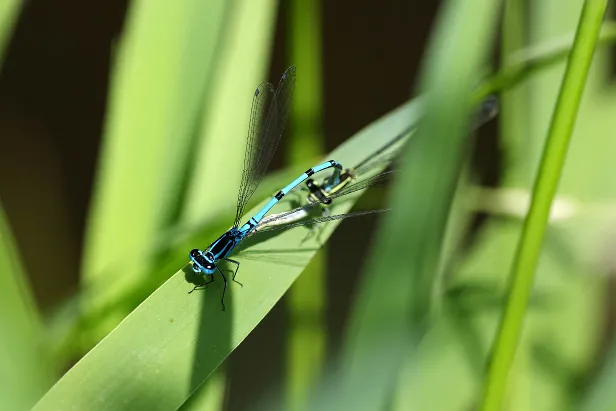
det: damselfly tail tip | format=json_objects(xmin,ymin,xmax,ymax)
[
  {"xmin": 283, "ymin": 66, "xmax": 297, "ymax": 79},
  {"xmin": 481, "ymin": 95, "xmax": 499, "ymax": 119}
]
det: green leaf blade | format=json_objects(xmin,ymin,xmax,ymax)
[{"xmin": 33, "ymin": 96, "xmax": 422, "ymax": 411}]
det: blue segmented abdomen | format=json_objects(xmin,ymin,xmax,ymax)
[{"xmin": 239, "ymin": 160, "xmax": 342, "ymax": 233}]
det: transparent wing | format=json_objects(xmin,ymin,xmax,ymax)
[
  {"xmin": 351, "ymin": 94, "xmax": 500, "ymax": 176},
  {"xmin": 329, "ymin": 170, "xmax": 395, "ymax": 199},
  {"xmin": 349, "ymin": 121, "xmax": 414, "ymax": 177},
  {"xmin": 251, "ymin": 203, "xmax": 316, "ymax": 234},
  {"xmin": 234, "ymin": 66, "xmax": 297, "ymax": 227},
  {"xmin": 234, "ymin": 248, "xmax": 316, "ymax": 267},
  {"xmin": 235, "ymin": 81, "xmax": 275, "ymax": 226},
  {"xmin": 256, "ymin": 209, "xmax": 390, "ymax": 233},
  {"xmin": 353, "ymin": 149, "xmax": 401, "ymax": 176}
]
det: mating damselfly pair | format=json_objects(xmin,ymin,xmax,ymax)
[{"xmin": 188, "ymin": 66, "xmax": 498, "ymax": 310}]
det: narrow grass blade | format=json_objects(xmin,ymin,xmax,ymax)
[
  {"xmin": 32, "ymin": 91, "xmax": 422, "ymax": 411},
  {"xmin": 0, "ymin": 0, "xmax": 21, "ymax": 68},
  {"xmin": 0, "ymin": 204, "xmax": 53, "ymax": 410},
  {"xmin": 286, "ymin": 1, "xmax": 327, "ymax": 409},
  {"xmin": 82, "ymin": 0, "xmax": 229, "ymax": 289},
  {"xmin": 181, "ymin": 0, "xmax": 278, "ymax": 224},
  {"xmin": 177, "ymin": 0, "xmax": 278, "ymax": 408},
  {"xmin": 479, "ymin": 1, "xmax": 609, "ymax": 410},
  {"xmin": 279, "ymin": 1, "xmax": 502, "ymax": 411}
]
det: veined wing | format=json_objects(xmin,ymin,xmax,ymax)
[
  {"xmin": 255, "ymin": 209, "xmax": 390, "ymax": 233},
  {"xmin": 234, "ymin": 66, "xmax": 297, "ymax": 227}
]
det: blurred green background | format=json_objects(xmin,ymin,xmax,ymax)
[{"xmin": 1, "ymin": 0, "xmax": 615, "ymax": 410}]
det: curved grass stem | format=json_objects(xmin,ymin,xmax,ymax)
[{"xmin": 479, "ymin": 1, "xmax": 609, "ymax": 410}]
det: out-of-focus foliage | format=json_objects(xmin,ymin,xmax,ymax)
[
  {"xmin": 285, "ymin": 1, "xmax": 327, "ymax": 410},
  {"xmin": 480, "ymin": 1, "xmax": 608, "ymax": 410},
  {"xmin": 0, "ymin": 0, "xmax": 21, "ymax": 68},
  {"xmin": 0, "ymin": 205, "xmax": 53, "ymax": 410},
  {"xmin": 82, "ymin": 0, "xmax": 229, "ymax": 294},
  {"xmin": 2, "ymin": 0, "xmax": 616, "ymax": 410}
]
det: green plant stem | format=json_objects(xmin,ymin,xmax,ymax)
[{"xmin": 479, "ymin": 1, "xmax": 608, "ymax": 410}]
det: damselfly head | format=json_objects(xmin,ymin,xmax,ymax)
[
  {"xmin": 189, "ymin": 249, "xmax": 202, "ymax": 273},
  {"xmin": 189, "ymin": 249, "xmax": 216, "ymax": 274}
]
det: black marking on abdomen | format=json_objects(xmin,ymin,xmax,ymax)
[
  {"xmin": 305, "ymin": 168, "xmax": 315, "ymax": 177},
  {"xmin": 275, "ymin": 191, "xmax": 284, "ymax": 200}
]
